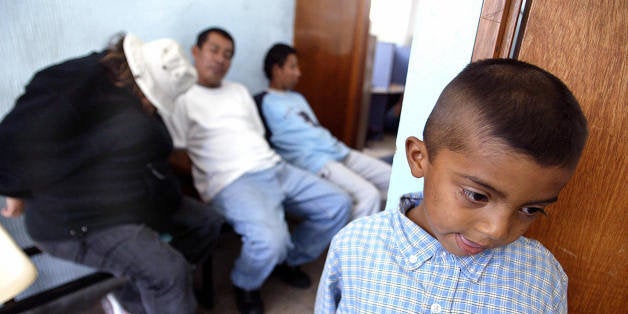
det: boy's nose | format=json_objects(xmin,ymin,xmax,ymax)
[{"xmin": 477, "ymin": 209, "xmax": 511, "ymax": 242}]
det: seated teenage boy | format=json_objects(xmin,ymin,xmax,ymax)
[
  {"xmin": 315, "ymin": 58, "xmax": 588, "ymax": 313},
  {"xmin": 163, "ymin": 27, "xmax": 351, "ymax": 314},
  {"xmin": 258, "ymin": 43, "xmax": 392, "ymax": 220}
]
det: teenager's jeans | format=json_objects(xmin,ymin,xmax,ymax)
[
  {"xmin": 319, "ymin": 150, "xmax": 392, "ymax": 220},
  {"xmin": 35, "ymin": 196, "xmax": 224, "ymax": 314},
  {"xmin": 211, "ymin": 161, "xmax": 351, "ymax": 290}
]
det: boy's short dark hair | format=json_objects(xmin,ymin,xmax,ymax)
[
  {"xmin": 264, "ymin": 43, "xmax": 297, "ymax": 80},
  {"xmin": 195, "ymin": 27, "xmax": 235, "ymax": 56},
  {"xmin": 423, "ymin": 58, "xmax": 588, "ymax": 168}
]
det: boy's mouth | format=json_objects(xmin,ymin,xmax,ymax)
[{"xmin": 456, "ymin": 234, "xmax": 486, "ymax": 255}]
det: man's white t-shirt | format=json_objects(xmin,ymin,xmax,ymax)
[{"xmin": 164, "ymin": 81, "xmax": 280, "ymax": 201}]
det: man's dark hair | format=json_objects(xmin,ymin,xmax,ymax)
[
  {"xmin": 423, "ymin": 58, "xmax": 588, "ymax": 168},
  {"xmin": 195, "ymin": 27, "xmax": 235, "ymax": 56},
  {"xmin": 263, "ymin": 43, "xmax": 297, "ymax": 80}
]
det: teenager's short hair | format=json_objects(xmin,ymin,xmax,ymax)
[
  {"xmin": 264, "ymin": 43, "xmax": 297, "ymax": 80},
  {"xmin": 423, "ymin": 58, "xmax": 588, "ymax": 168},
  {"xmin": 195, "ymin": 27, "xmax": 235, "ymax": 56}
]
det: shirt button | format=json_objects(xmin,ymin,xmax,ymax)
[
  {"xmin": 431, "ymin": 303, "xmax": 442, "ymax": 313},
  {"xmin": 408, "ymin": 255, "xmax": 418, "ymax": 263}
]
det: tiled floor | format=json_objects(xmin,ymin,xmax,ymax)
[
  {"xmin": 363, "ymin": 133, "xmax": 397, "ymax": 160},
  {"xmin": 205, "ymin": 230, "xmax": 326, "ymax": 314}
]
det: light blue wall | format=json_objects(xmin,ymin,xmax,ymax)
[
  {"xmin": 386, "ymin": 0, "xmax": 484, "ymax": 209},
  {"xmin": 0, "ymin": 0, "xmax": 295, "ymax": 117}
]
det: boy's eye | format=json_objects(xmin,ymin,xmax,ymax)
[
  {"xmin": 462, "ymin": 189, "xmax": 488, "ymax": 203},
  {"xmin": 520, "ymin": 207, "xmax": 546, "ymax": 216}
]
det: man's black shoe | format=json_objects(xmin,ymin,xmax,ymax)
[
  {"xmin": 233, "ymin": 285, "xmax": 264, "ymax": 314},
  {"xmin": 272, "ymin": 263, "xmax": 312, "ymax": 288}
]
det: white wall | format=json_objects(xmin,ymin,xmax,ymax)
[
  {"xmin": 370, "ymin": 0, "xmax": 415, "ymax": 45},
  {"xmin": 386, "ymin": 0, "xmax": 484, "ymax": 209},
  {"xmin": 0, "ymin": 0, "xmax": 295, "ymax": 117}
]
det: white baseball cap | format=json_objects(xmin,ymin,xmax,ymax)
[{"xmin": 123, "ymin": 33, "xmax": 197, "ymax": 115}]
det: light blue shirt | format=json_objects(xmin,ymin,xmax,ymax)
[
  {"xmin": 315, "ymin": 192, "xmax": 568, "ymax": 313},
  {"xmin": 261, "ymin": 91, "xmax": 349, "ymax": 173}
]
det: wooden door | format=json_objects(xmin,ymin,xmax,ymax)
[
  {"xmin": 482, "ymin": 0, "xmax": 627, "ymax": 312},
  {"xmin": 293, "ymin": 0, "xmax": 371, "ymax": 147}
]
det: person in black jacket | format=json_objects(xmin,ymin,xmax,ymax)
[{"xmin": 0, "ymin": 33, "xmax": 223, "ymax": 314}]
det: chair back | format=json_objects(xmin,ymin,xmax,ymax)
[{"xmin": 0, "ymin": 224, "xmax": 38, "ymax": 303}]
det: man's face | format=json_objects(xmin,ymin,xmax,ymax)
[
  {"xmin": 272, "ymin": 54, "xmax": 301, "ymax": 90},
  {"xmin": 192, "ymin": 32, "xmax": 234, "ymax": 88},
  {"xmin": 405, "ymin": 136, "xmax": 573, "ymax": 256}
]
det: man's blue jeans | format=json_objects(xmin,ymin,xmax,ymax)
[{"xmin": 211, "ymin": 161, "xmax": 351, "ymax": 290}]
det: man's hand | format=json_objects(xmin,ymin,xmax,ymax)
[{"xmin": 1, "ymin": 197, "xmax": 24, "ymax": 217}]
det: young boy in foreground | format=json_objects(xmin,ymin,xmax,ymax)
[{"xmin": 315, "ymin": 58, "xmax": 588, "ymax": 313}]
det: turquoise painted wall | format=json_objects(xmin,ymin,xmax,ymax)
[{"xmin": 0, "ymin": 0, "xmax": 295, "ymax": 117}]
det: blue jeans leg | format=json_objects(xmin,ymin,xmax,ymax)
[
  {"xmin": 211, "ymin": 162, "xmax": 351, "ymax": 290},
  {"xmin": 211, "ymin": 166, "xmax": 291, "ymax": 290},
  {"xmin": 278, "ymin": 163, "xmax": 351, "ymax": 266}
]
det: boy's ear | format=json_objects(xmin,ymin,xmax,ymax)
[{"xmin": 405, "ymin": 136, "xmax": 428, "ymax": 179}]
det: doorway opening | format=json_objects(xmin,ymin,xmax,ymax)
[{"xmin": 363, "ymin": 0, "xmax": 416, "ymax": 160}]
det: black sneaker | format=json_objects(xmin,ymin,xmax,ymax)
[
  {"xmin": 272, "ymin": 263, "xmax": 312, "ymax": 289},
  {"xmin": 233, "ymin": 285, "xmax": 264, "ymax": 314}
]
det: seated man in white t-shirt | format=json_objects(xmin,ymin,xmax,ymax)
[{"xmin": 163, "ymin": 27, "xmax": 351, "ymax": 314}]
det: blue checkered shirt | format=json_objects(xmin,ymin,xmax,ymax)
[{"xmin": 315, "ymin": 192, "xmax": 568, "ymax": 313}]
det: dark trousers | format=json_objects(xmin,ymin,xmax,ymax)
[{"xmin": 35, "ymin": 196, "xmax": 224, "ymax": 314}]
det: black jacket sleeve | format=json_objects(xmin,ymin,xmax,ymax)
[{"xmin": 0, "ymin": 52, "xmax": 149, "ymax": 197}]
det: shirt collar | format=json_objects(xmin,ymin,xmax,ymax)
[
  {"xmin": 267, "ymin": 88, "xmax": 290, "ymax": 94},
  {"xmin": 391, "ymin": 192, "xmax": 493, "ymax": 283}
]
